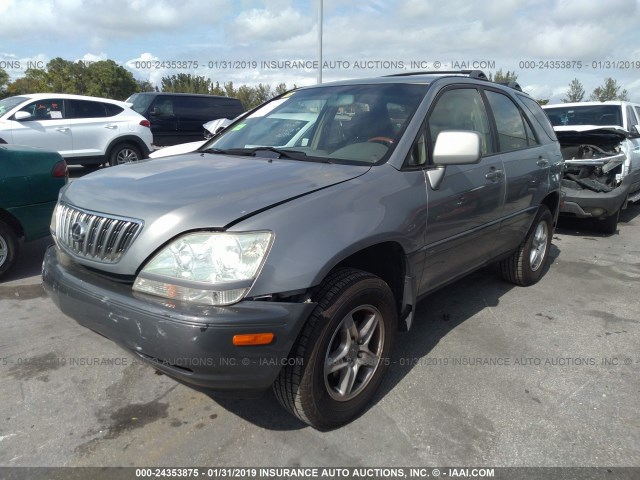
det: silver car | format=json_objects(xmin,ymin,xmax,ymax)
[{"xmin": 43, "ymin": 71, "xmax": 563, "ymax": 429}]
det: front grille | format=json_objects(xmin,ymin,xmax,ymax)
[{"xmin": 55, "ymin": 203, "xmax": 143, "ymax": 263}]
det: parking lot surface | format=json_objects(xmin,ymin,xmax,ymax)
[{"xmin": 0, "ymin": 192, "xmax": 638, "ymax": 467}]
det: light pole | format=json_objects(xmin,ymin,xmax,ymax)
[{"xmin": 318, "ymin": 0, "xmax": 323, "ymax": 84}]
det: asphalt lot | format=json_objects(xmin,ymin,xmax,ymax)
[{"xmin": 0, "ymin": 177, "xmax": 638, "ymax": 467}]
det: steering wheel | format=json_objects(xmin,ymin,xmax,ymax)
[{"xmin": 367, "ymin": 136, "xmax": 394, "ymax": 146}]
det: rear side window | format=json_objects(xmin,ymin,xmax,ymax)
[
  {"xmin": 518, "ymin": 94, "xmax": 557, "ymax": 141},
  {"xmin": 485, "ymin": 91, "xmax": 531, "ymax": 152},
  {"xmin": 66, "ymin": 100, "xmax": 107, "ymax": 118},
  {"xmin": 173, "ymin": 96, "xmax": 242, "ymax": 119},
  {"xmin": 150, "ymin": 97, "xmax": 174, "ymax": 117},
  {"xmin": 428, "ymin": 88, "xmax": 493, "ymax": 155},
  {"xmin": 104, "ymin": 103, "xmax": 124, "ymax": 117},
  {"xmin": 126, "ymin": 94, "xmax": 155, "ymax": 115}
]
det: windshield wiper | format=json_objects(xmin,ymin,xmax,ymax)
[{"xmin": 204, "ymin": 146, "xmax": 331, "ymax": 163}]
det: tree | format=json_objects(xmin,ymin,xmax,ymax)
[
  {"xmin": 85, "ymin": 60, "xmax": 138, "ymax": 100},
  {"xmin": 45, "ymin": 57, "xmax": 89, "ymax": 93},
  {"xmin": 6, "ymin": 76, "xmax": 46, "ymax": 96},
  {"xmin": 274, "ymin": 83, "xmax": 290, "ymax": 96},
  {"xmin": 210, "ymin": 81, "xmax": 226, "ymax": 96},
  {"xmin": 563, "ymin": 78, "xmax": 585, "ymax": 103},
  {"xmin": 136, "ymin": 79, "xmax": 155, "ymax": 92},
  {"xmin": 6, "ymin": 68, "xmax": 50, "ymax": 95},
  {"xmin": 161, "ymin": 74, "xmax": 212, "ymax": 94},
  {"xmin": 0, "ymin": 68, "xmax": 8, "ymax": 97},
  {"xmin": 537, "ymin": 99, "xmax": 549, "ymax": 106},
  {"xmin": 590, "ymin": 78, "xmax": 628, "ymax": 101},
  {"xmin": 488, "ymin": 69, "xmax": 518, "ymax": 83},
  {"xmin": 223, "ymin": 81, "xmax": 236, "ymax": 98},
  {"xmin": 254, "ymin": 83, "xmax": 273, "ymax": 105},
  {"xmin": 236, "ymin": 84, "xmax": 258, "ymax": 110}
]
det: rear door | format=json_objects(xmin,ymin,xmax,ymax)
[
  {"xmin": 65, "ymin": 99, "xmax": 121, "ymax": 158},
  {"xmin": 420, "ymin": 86, "xmax": 506, "ymax": 292},
  {"xmin": 483, "ymin": 89, "xmax": 552, "ymax": 253},
  {"xmin": 148, "ymin": 96, "xmax": 178, "ymax": 145},
  {"xmin": 9, "ymin": 98, "xmax": 72, "ymax": 155},
  {"xmin": 175, "ymin": 96, "xmax": 209, "ymax": 143}
]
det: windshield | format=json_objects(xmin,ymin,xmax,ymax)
[
  {"xmin": 206, "ymin": 83, "xmax": 429, "ymax": 165},
  {"xmin": 125, "ymin": 93, "xmax": 154, "ymax": 115},
  {"xmin": 0, "ymin": 96, "xmax": 28, "ymax": 117},
  {"xmin": 544, "ymin": 105, "xmax": 623, "ymax": 128}
]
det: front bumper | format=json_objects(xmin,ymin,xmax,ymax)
[
  {"xmin": 42, "ymin": 246, "xmax": 315, "ymax": 393},
  {"xmin": 560, "ymin": 183, "xmax": 629, "ymax": 219}
]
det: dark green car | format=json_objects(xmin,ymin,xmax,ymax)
[{"xmin": 0, "ymin": 144, "xmax": 67, "ymax": 278}]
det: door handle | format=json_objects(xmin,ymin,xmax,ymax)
[
  {"xmin": 537, "ymin": 157, "xmax": 549, "ymax": 167},
  {"xmin": 104, "ymin": 124, "xmax": 118, "ymax": 129},
  {"xmin": 56, "ymin": 127, "xmax": 69, "ymax": 132},
  {"xmin": 485, "ymin": 168, "xmax": 503, "ymax": 181}
]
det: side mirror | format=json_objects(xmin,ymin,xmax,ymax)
[
  {"xmin": 14, "ymin": 111, "xmax": 33, "ymax": 121},
  {"xmin": 630, "ymin": 124, "xmax": 640, "ymax": 138},
  {"xmin": 433, "ymin": 130, "xmax": 482, "ymax": 165},
  {"xmin": 427, "ymin": 130, "xmax": 482, "ymax": 190}
]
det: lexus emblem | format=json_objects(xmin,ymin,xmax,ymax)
[{"xmin": 70, "ymin": 222, "xmax": 88, "ymax": 243}]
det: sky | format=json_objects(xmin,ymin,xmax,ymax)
[{"xmin": 1, "ymin": 0, "xmax": 640, "ymax": 102}]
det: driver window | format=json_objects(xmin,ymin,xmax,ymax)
[
  {"xmin": 19, "ymin": 99, "xmax": 64, "ymax": 120},
  {"xmin": 427, "ymin": 88, "xmax": 492, "ymax": 155}
]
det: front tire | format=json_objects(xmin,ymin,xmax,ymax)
[
  {"xmin": 499, "ymin": 205, "xmax": 553, "ymax": 286},
  {"xmin": 109, "ymin": 143, "xmax": 141, "ymax": 166},
  {"xmin": 0, "ymin": 220, "xmax": 19, "ymax": 279},
  {"xmin": 274, "ymin": 268, "xmax": 397, "ymax": 430}
]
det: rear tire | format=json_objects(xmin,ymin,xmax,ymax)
[
  {"xmin": 273, "ymin": 268, "xmax": 397, "ymax": 430},
  {"xmin": 499, "ymin": 205, "xmax": 553, "ymax": 286},
  {"xmin": 109, "ymin": 143, "xmax": 141, "ymax": 166},
  {"xmin": 0, "ymin": 220, "xmax": 19, "ymax": 279},
  {"xmin": 594, "ymin": 209, "xmax": 619, "ymax": 235}
]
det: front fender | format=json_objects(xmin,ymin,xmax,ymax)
[{"xmin": 231, "ymin": 164, "xmax": 427, "ymax": 297}]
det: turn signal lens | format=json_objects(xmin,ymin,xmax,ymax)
[{"xmin": 232, "ymin": 333, "xmax": 274, "ymax": 346}]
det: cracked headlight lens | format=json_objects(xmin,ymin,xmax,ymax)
[{"xmin": 133, "ymin": 231, "xmax": 272, "ymax": 305}]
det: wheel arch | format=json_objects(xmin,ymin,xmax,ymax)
[
  {"xmin": 541, "ymin": 191, "xmax": 561, "ymax": 228},
  {"xmin": 105, "ymin": 135, "xmax": 150, "ymax": 160},
  {"xmin": 319, "ymin": 241, "xmax": 412, "ymax": 330},
  {"xmin": 0, "ymin": 209, "xmax": 24, "ymax": 239}
]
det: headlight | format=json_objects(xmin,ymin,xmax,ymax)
[{"xmin": 133, "ymin": 231, "xmax": 272, "ymax": 306}]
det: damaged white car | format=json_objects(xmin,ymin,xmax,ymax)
[{"xmin": 542, "ymin": 101, "xmax": 640, "ymax": 233}]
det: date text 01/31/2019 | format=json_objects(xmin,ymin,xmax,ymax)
[{"xmin": 519, "ymin": 60, "xmax": 640, "ymax": 69}]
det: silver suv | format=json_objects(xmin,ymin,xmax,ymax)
[{"xmin": 43, "ymin": 71, "xmax": 563, "ymax": 429}]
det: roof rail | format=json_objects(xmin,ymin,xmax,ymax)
[
  {"xmin": 385, "ymin": 69, "xmax": 489, "ymax": 80},
  {"xmin": 496, "ymin": 81, "xmax": 523, "ymax": 92}
]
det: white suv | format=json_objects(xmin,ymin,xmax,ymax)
[{"xmin": 0, "ymin": 93, "xmax": 153, "ymax": 167}]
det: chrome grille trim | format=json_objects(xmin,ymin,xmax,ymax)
[{"xmin": 55, "ymin": 203, "xmax": 143, "ymax": 263}]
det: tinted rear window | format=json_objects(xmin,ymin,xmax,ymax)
[{"xmin": 126, "ymin": 94, "xmax": 155, "ymax": 114}]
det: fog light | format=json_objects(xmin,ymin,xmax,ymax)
[{"xmin": 588, "ymin": 207, "xmax": 605, "ymax": 217}]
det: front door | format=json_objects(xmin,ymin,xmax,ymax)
[{"xmin": 418, "ymin": 87, "xmax": 505, "ymax": 293}]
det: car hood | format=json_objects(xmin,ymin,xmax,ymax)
[
  {"xmin": 553, "ymin": 125, "xmax": 628, "ymax": 143},
  {"xmin": 61, "ymin": 152, "xmax": 370, "ymax": 229}
]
